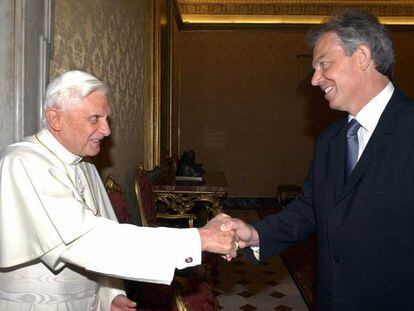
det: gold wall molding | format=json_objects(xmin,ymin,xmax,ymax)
[
  {"xmin": 144, "ymin": 0, "xmax": 175, "ymax": 169},
  {"xmin": 177, "ymin": 0, "xmax": 414, "ymax": 24}
]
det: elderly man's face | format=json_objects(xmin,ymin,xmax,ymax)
[
  {"xmin": 311, "ymin": 31, "xmax": 365, "ymax": 115},
  {"xmin": 53, "ymin": 90, "xmax": 111, "ymax": 157}
]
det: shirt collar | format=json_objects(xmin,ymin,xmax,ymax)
[
  {"xmin": 348, "ymin": 81, "xmax": 394, "ymax": 133},
  {"xmin": 36, "ymin": 128, "xmax": 82, "ymax": 165}
]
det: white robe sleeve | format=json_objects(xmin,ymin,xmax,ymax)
[
  {"xmin": 0, "ymin": 144, "xmax": 202, "ymax": 285},
  {"xmin": 60, "ymin": 218, "xmax": 202, "ymax": 285}
]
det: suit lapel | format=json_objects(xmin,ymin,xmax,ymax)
[
  {"xmin": 329, "ymin": 120, "xmax": 347, "ymax": 201},
  {"xmin": 335, "ymin": 89, "xmax": 402, "ymax": 204}
]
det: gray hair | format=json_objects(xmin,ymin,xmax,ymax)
[
  {"xmin": 308, "ymin": 9, "xmax": 395, "ymax": 79},
  {"xmin": 42, "ymin": 70, "xmax": 109, "ymax": 127}
]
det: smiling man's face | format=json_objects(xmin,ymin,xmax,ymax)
[
  {"xmin": 50, "ymin": 90, "xmax": 111, "ymax": 157},
  {"xmin": 311, "ymin": 31, "xmax": 364, "ymax": 115}
]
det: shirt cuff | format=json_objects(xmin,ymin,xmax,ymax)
[
  {"xmin": 250, "ymin": 246, "xmax": 260, "ymax": 261},
  {"xmin": 175, "ymin": 228, "xmax": 202, "ymax": 270}
]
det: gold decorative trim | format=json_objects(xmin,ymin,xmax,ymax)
[
  {"xmin": 143, "ymin": 0, "xmax": 158, "ymax": 170},
  {"xmin": 179, "ymin": 0, "xmax": 414, "ymax": 2},
  {"xmin": 177, "ymin": 1, "xmax": 414, "ymax": 25},
  {"xmin": 104, "ymin": 174, "xmax": 124, "ymax": 194},
  {"xmin": 144, "ymin": 0, "xmax": 174, "ymax": 169}
]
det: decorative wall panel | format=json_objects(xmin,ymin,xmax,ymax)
[
  {"xmin": 179, "ymin": 28, "xmax": 414, "ymax": 196},
  {"xmin": 51, "ymin": 0, "xmax": 146, "ymax": 221},
  {"xmin": 177, "ymin": 0, "xmax": 414, "ymax": 24}
]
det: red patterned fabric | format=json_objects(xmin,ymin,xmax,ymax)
[
  {"xmin": 181, "ymin": 281, "xmax": 217, "ymax": 311},
  {"xmin": 108, "ymin": 191, "xmax": 131, "ymax": 223},
  {"xmin": 127, "ymin": 279, "xmax": 217, "ymax": 311},
  {"xmin": 138, "ymin": 173, "xmax": 157, "ymax": 226},
  {"xmin": 107, "ymin": 170, "xmax": 218, "ymax": 310}
]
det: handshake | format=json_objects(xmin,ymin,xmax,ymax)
[{"xmin": 197, "ymin": 213, "xmax": 260, "ymax": 260}]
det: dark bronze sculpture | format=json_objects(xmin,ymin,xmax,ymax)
[{"xmin": 176, "ymin": 150, "xmax": 205, "ymax": 177}]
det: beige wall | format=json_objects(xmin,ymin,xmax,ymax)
[
  {"xmin": 50, "ymin": 1, "xmax": 414, "ymax": 200},
  {"xmin": 179, "ymin": 28, "xmax": 414, "ymax": 197},
  {"xmin": 51, "ymin": 0, "xmax": 147, "ymax": 221}
]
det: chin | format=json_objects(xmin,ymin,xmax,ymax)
[
  {"xmin": 87, "ymin": 149, "xmax": 100, "ymax": 157},
  {"xmin": 328, "ymin": 101, "xmax": 343, "ymax": 112}
]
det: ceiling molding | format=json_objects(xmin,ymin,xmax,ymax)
[{"xmin": 176, "ymin": 1, "xmax": 414, "ymax": 26}]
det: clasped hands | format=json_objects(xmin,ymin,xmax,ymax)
[
  {"xmin": 198, "ymin": 213, "xmax": 259, "ymax": 261},
  {"xmin": 111, "ymin": 214, "xmax": 258, "ymax": 310}
]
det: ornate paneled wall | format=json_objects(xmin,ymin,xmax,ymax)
[
  {"xmin": 179, "ymin": 28, "xmax": 414, "ymax": 197},
  {"xmin": 51, "ymin": 0, "xmax": 146, "ymax": 220}
]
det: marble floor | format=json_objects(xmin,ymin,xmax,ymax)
[{"xmin": 213, "ymin": 209, "xmax": 309, "ymax": 311}]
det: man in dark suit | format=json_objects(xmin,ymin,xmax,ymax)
[{"xmin": 222, "ymin": 9, "xmax": 414, "ymax": 310}]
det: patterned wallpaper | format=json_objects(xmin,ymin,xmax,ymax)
[
  {"xmin": 179, "ymin": 29, "xmax": 343, "ymax": 196},
  {"xmin": 179, "ymin": 29, "xmax": 414, "ymax": 196},
  {"xmin": 51, "ymin": 0, "xmax": 146, "ymax": 221}
]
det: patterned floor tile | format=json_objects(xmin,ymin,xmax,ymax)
[
  {"xmin": 240, "ymin": 304, "xmax": 259, "ymax": 311},
  {"xmin": 270, "ymin": 291, "xmax": 286, "ymax": 298},
  {"xmin": 214, "ymin": 209, "xmax": 309, "ymax": 310},
  {"xmin": 238, "ymin": 290, "xmax": 254, "ymax": 298},
  {"xmin": 236, "ymin": 279, "xmax": 252, "ymax": 286},
  {"xmin": 275, "ymin": 305, "xmax": 293, "ymax": 311}
]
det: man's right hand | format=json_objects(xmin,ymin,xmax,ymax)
[
  {"xmin": 198, "ymin": 213, "xmax": 236, "ymax": 255},
  {"xmin": 220, "ymin": 217, "xmax": 260, "ymax": 260}
]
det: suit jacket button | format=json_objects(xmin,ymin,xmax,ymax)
[
  {"xmin": 332, "ymin": 255, "xmax": 341, "ymax": 263},
  {"xmin": 185, "ymin": 257, "xmax": 193, "ymax": 263}
]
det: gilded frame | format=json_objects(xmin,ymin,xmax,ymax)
[
  {"xmin": 176, "ymin": 1, "xmax": 414, "ymax": 25},
  {"xmin": 143, "ymin": 0, "xmax": 173, "ymax": 169}
]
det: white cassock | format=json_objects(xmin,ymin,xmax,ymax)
[{"xmin": 0, "ymin": 129, "xmax": 202, "ymax": 310}]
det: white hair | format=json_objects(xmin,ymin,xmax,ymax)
[{"xmin": 42, "ymin": 70, "xmax": 109, "ymax": 127}]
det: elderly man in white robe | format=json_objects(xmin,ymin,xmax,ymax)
[{"xmin": 0, "ymin": 70, "xmax": 237, "ymax": 311}]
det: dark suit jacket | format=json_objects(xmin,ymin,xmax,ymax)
[{"xmin": 247, "ymin": 88, "xmax": 414, "ymax": 310}]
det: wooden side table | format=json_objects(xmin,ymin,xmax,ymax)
[{"xmin": 152, "ymin": 171, "xmax": 228, "ymax": 218}]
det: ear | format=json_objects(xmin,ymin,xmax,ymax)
[
  {"xmin": 356, "ymin": 44, "xmax": 372, "ymax": 71},
  {"xmin": 45, "ymin": 108, "xmax": 63, "ymax": 131}
]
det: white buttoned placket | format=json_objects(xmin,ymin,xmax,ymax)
[
  {"xmin": 73, "ymin": 162, "xmax": 86, "ymax": 199},
  {"xmin": 74, "ymin": 161, "xmax": 100, "ymax": 216}
]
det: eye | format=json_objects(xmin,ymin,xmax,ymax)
[
  {"xmin": 320, "ymin": 61, "xmax": 330, "ymax": 70},
  {"xmin": 89, "ymin": 116, "xmax": 99, "ymax": 124}
]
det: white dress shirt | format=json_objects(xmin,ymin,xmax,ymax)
[{"xmin": 350, "ymin": 81, "xmax": 394, "ymax": 160}]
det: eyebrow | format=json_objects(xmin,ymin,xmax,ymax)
[{"xmin": 312, "ymin": 53, "xmax": 327, "ymax": 68}]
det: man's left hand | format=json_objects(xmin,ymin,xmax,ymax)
[{"xmin": 110, "ymin": 294, "xmax": 137, "ymax": 310}]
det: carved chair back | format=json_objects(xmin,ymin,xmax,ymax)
[
  {"xmin": 104, "ymin": 174, "xmax": 131, "ymax": 223},
  {"xmin": 135, "ymin": 163, "xmax": 158, "ymax": 227}
]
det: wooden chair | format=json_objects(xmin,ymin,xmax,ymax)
[
  {"xmin": 104, "ymin": 173, "xmax": 218, "ymax": 311},
  {"xmin": 104, "ymin": 174, "xmax": 131, "ymax": 223},
  {"xmin": 135, "ymin": 162, "xmax": 197, "ymax": 228}
]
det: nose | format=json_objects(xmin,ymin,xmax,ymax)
[
  {"xmin": 311, "ymin": 68, "xmax": 323, "ymax": 86},
  {"xmin": 100, "ymin": 119, "xmax": 111, "ymax": 136}
]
